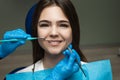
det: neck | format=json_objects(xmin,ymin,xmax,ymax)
[{"xmin": 43, "ymin": 53, "xmax": 64, "ymax": 69}]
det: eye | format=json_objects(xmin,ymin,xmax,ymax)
[
  {"xmin": 59, "ymin": 23, "xmax": 69, "ymax": 28},
  {"xmin": 39, "ymin": 23, "xmax": 49, "ymax": 27},
  {"xmin": 38, "ymin": 20, "xmax": 51, "ymax": 27}
]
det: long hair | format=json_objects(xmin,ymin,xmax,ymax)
[{"xmin": 31, "ymin": 0, "xmax": 87, "ymax": 63}]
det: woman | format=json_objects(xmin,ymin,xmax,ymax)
[
  {"xmin": 27, "ymin": 0, "xmax": 87, "ymax": 63},
  {"xmin": 5, "ymin": 0, "xmax": 87, "ymax": 80}
]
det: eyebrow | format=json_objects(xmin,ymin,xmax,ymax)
[
  {"xmin": 39, "ymin": 20, "xmax": 51, "ymax": 23},
  {"xmin": 57, "ymin": 20, "xmax": 69, "ymax": 23},
  {"xmin": 39, "ymin": 20, "xmax": 69, "ymax": 24}
]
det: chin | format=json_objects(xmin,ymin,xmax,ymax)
[
  {"xmin": 49, "ymin": 51, "xmax": 62, "ymax": 55},
  {"xmin": 46, "ymin": 46, "xmax": 64, "ymax": 54}
]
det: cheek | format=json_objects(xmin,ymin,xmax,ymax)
[
  {"xmin": 37, "ymin": 27, "xmax": 48, "ymax": 38},
  {"xmin": 37, "ymin": 28, "xmax": 46, "ymax": 50},
  {"xmin": 61, "ymin": 29, "xmax": 72, "ymax": 43},
  {"xmin": 67, "ymin": 31, "xmax": 72, "ymax": 43}
]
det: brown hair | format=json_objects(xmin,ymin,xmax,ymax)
[{"xmin": 31, "ymin": 0, "xmax": 87, "ymax": 63}]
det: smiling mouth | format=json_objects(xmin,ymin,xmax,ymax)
[{"xmin": 47, "ymin": 40, "xmax": 64, "ymax": 46}]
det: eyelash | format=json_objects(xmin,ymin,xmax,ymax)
[
  {"xmin": 59, "ymin": 24, "xmax": 69, "ymax": 28},
  {"xmin": 39, "ymin": 23, "xmax": 69, "ymax": 28},
  {"xmin": 39, "ymin": 24, "xmax": 49, "ymax": 27}
]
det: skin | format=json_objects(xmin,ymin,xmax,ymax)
[{"xmin": 37, "ymin": 5, "xmax": 72, "ymax": 68}]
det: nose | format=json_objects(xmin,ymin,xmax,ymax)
[{"xmin": 49, "ymin": 26, "xmax": 59, "ymax": 38}]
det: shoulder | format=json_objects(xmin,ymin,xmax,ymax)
[
  {"xmin": 81, "ymin": 61, "xmax": 87, "ymax": 65},
  {"xmin": 4, "ymin": 60, "xmax": 44, "ymax": 80},
  {"xmin": 8, "ymin": 67, "xmax": 26, "ymax": 74},
  {"xmin": 4, "ymin": 67, "xmax": 26, "ymax": 80},
  {"xmin": 16, "ymin": 60, "xmax": 44, "ymax": 73}
]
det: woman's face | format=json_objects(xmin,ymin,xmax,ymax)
[{"xmin": 37, "ymin": 6, "xmax": 72, "ymax": 55}]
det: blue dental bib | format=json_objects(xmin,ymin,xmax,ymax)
[{"xmin": 6, "ymin": 59, "xmax": 112, "ymax": 80}]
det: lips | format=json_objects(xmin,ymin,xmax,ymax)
[{"xmin": 47, "ymin": 40, "xmax": 63, "ymax": 46}]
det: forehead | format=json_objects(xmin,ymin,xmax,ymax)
[{"xmin": 39, "ymin": 6, "xmax": 68, "ymax": 21}]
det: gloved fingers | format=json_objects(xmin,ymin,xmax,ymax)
[
  {"xmin": 68, "ymin": 44, "xmax": 72, "ymax": 49},
  {"xmin": 3, "ymin": 28, "xmax": 31, "ymax": 40},
  {"xmin": 62, "ymin": 49, "xmax": 73, "ymax": 63},
  {"xmin": 14, "ymin": 29, "xmax": 31, "ymax": 39},
  {"xmin": 3, "ymin": 40, "xmax": 25, "ymax": 49},
  {"xmin": 62, "ymin": 43, "xmax": 72, "ymax": 56},
  {"xmin": 72, "ymin": 62, "xmax": 79, "ymax": 73},
  {"xmin": 63, "ymin": 47, "xmax": 80, "ymax": 66},
  {"xmin": 72, "ymin": 49, "xmax": 81, "ymax": 63},
  {"xmin": 67, "ymin": 50, "xmax": 76, "ymax": 68},
  {"xmin": 67, "ymin": 49, "xmax": 81, "ymax": 68},
  {"xmin": 63, "ymin": 49, "xmax": 71, "ymax": 56},
  {"xmin": 13, "ymin": 41, "xmax": 25, "ymax": 47},
  {"xmin": 15, "ymin": 29, "xmax": 31, "ymax": 37},
  {"xmin": 60, "ymin": 52, "xmax": 69, "ymax": 65}
]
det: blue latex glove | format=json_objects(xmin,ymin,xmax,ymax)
[
  {"xmin": 44, "ymin": 44, "xmax": 81, "ymax": 80},
  {"xmin": 0, "ymin": 29, "xmax": 31, "ymax": 59}
]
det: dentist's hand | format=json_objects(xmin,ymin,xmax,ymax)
[
  {"xmin": 44, "ymin": 44, "xmax": 81, "ymax": 80},
  {"xmin": 0, "ymin": 29, "xmax": 31, "ymax": 59}
]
